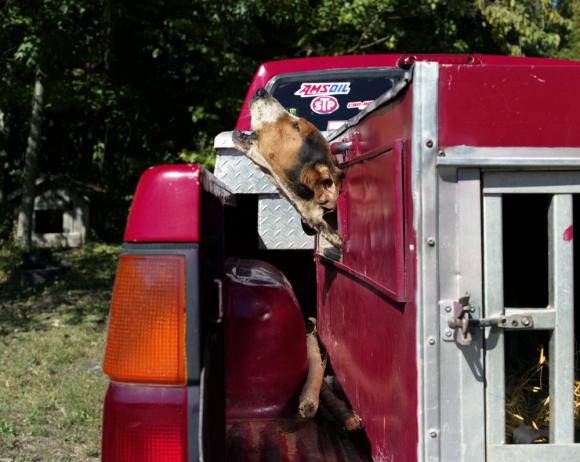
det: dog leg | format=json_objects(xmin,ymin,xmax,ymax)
[
  {"xmin": 301, "ymin": 215, "xmax": 343, "ymax": 248},
  {"xmin": 291, "ymin": 198, "xmax": 343, "ymax": 248},
  {"xmin": 320, "ymin": 227, "xmax": 343, "ymax": 248}
]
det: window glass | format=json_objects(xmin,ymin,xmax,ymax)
[{"xmin": 269, "ymin": 68, "xmax": 402, "ymax": 131}]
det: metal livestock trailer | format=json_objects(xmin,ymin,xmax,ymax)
[{"xmin": 214, "ymin": 55, "xmax": 580, "ymax": 461}]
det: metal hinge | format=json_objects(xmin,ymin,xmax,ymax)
[{"xmin": 441, "ymin": 293, "xmax": 540, "ymax": 346}]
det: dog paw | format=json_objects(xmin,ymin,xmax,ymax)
[
  {"xmin": 301, "ymin": 219, "xmax": 318, "ymax": 236},
  {"xmin": 322, "ymin": 230, "xmax": 343, "ymax": 249},
  {"xmin": 322, "ymin": 245, "xmax": 343, "ymax": 261}
]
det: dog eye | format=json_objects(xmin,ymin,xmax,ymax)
[
  {"xmin": 291, "ymin": 121, "xmax": 300, "ymax": 131},
  {"xmin": 322, "ymin": 179, "xmax": 334, "ymax": 189}
]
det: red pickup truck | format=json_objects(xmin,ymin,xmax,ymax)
[{"xmin": 100, "ymin": 54, "xmax": 580, "ymax": 461}]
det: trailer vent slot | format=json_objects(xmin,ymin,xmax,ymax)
[{"xmin": 503, "ymin": 194, "xmax": 551, "ymax": 308}]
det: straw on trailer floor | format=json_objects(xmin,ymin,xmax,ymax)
[{"xmin": 505, "ymin": 345, "xmax": 580, "ymax": 442}]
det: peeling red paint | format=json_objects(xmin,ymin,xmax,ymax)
[{"xmin": 564, "ymin": 225, "xmax": 574, "ymax": 242}]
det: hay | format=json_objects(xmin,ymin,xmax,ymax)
[{"xmin": 505, "ymin": 345, "xmax": 580, "ymax": 440}]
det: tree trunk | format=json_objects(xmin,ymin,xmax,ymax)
[
  {"xmin": 16, "ymin": 68, "xmax": 44, "ymax": 248},
  {"xmin": 104, "ymin": 0, "xmax": 112, "ymax": 75}
]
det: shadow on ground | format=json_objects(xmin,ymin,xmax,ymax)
[{"xmin": 0, "ymin": 243, "xmax": 120, "ymax": 335}]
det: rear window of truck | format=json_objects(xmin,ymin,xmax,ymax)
[{"xmin": 267, "ymin": 68, "xmax": 403, "ymax": 131}]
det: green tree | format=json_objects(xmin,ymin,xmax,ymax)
[
  {"xmin": 557, "ymin": 0, "xmax": 580, "ymax": 59},
  {"xmin": 479, "ymin": 0, "xmax": 572, "ymax": 56},
  {"xmin": 0, "ymin": 0, "xmax": 576, "ymax": 244},
  {"xmin": 1, "ymin": 0, "xmax": 104, "ymax": 245}
]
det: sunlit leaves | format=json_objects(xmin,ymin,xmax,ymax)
[{"xmin": 480, "ymin": 0, "xmax": 571, "ymax": 55}]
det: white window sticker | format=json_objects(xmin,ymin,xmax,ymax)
[{"xmin": 346, "ymin": 100, "xmax": 374, "ymax": 110}]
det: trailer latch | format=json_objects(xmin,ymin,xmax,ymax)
[{"xmin": 441, "ymin": 294, "xmax": 535, "ymax": 346}]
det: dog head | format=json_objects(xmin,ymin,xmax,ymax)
[{"xmin": 233, "ymin": 88, "xmax": 341, "ymax": 210}]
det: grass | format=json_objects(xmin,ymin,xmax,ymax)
[{"xmin": 0, "ymin": 243, "xmax": 120, "ymax": 461}]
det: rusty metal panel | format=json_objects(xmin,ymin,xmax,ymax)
[{"xmin": 258, "ymin": 195, "xmax": 314, "ymax": 250}]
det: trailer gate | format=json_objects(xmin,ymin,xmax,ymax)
[
  {"xmin": 483, "ymin": 172, "xmax": 577, "ymax": 459},
  {"xmin": 436, "ymin": 149, "xmax": 580, "ymax": 460}
]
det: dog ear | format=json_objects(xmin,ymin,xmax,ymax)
[
  {"xmin": 300, "ymin": 163, "xmax": 338, "ymax": 208},
  {"xmin": 299, "ymin": 165, "xmax": 320, "ymax": 192}
]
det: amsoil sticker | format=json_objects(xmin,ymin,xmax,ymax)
[
  {"xmin": 347, "ymin": 100, "xmax": 374, "ymax": 110},
  {"xmin": 295, "ymin": 82, "xmax": 351, "ymax": 98},
  {"xmin": 310, "ymin": 96, "xmax": 339, "ymax": 114}
]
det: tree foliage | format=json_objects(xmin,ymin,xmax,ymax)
[
  {"xmin": 0, "ymin": 0, "xmax": 577, "ymax": 241},
  {"xmin": 557, "ymin": 0, "xmax": 580, "ymax": 58}
]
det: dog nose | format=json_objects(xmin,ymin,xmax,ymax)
[{"xmin": 255, "ymin": 88, "xmax": 267, "ymax": 98}]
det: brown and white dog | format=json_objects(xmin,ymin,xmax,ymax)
[{"xmin": 233, "ymin": 88, "xmax": 343, "ymax": 247}]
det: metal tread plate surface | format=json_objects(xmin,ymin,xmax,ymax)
[
  {"xmin": 258, "ymin": 195, "xmax": 314, "ymax": 249},
  {"xmin": 214, "ymin": 133, "xmax": 314, "ymax": 249},
  {"xmin": 214, "ymin": 148, "xmax": 277, "ymax": 194}
]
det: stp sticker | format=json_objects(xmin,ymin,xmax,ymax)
[
  {"xmin": 295, "ymin": 82, "xmax": 351, "ymax": 98},
  {"xmin": 347, "ymin": 100, "xmax": 374, "ymax": 110},
  {"xmin": 310, "ymin": 96, "xmax": 339, "ymax": 114}
]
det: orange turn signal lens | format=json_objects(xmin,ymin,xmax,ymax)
[{"xmin": 103, "ymin": 255, "xmax": 186, "ymax": 386}]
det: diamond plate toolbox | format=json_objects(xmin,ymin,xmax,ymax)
[
  {"xmin": 214, "ymin": 132, "xmax": 314, "ymax": 249},
  {"xmin": 258, "ymin": 195, "xmax": 314, "ymax": 250},
  {"xmin": 214, "ymin": 149, "xmax": 277, "ymax": 194}
]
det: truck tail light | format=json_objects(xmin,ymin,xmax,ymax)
[
  {"xmin": 103, "ymin": 255, "xmax": 187, "ymax": 386},
  {"xmin": 101, "ymin": 383, "xmax": 187, "ymax": 462}
]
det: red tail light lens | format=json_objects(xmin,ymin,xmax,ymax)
[{"xmin": 101, "ymin": 383, "xmax": 187, "ymax": 462}]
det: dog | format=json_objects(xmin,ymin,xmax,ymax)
[{"xmin": 232, "ymin": 88, "xmax": 343, "ymax": 248}]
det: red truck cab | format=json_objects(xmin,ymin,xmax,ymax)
[{"xmin": 101, "ymin": 54, "xmax": 580, "ymax": 461}]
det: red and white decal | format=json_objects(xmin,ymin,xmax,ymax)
[
  {"xmin": 310, "ymin": 96, "xmax": 339, "ymax": 114},
  {"xmin": 295, "ymin": 82, "xmax": 351, "ymax": 98},
  {"xmin": 346, "ymin": 100, "xmax": 374, "ymax": 110}
]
